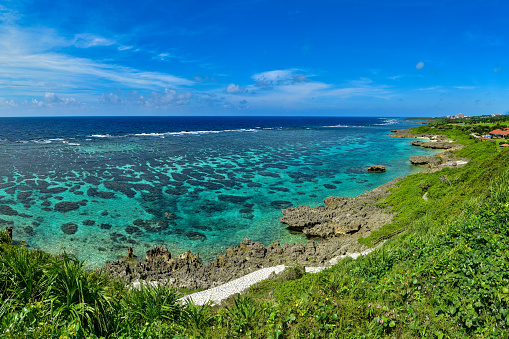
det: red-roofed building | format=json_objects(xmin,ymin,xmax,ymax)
[
  {"xmin": 500, "ymin": 144, "xmax": 509, "ymax": 147},
  {"xmin": 489, "ymin": 128, "xmax": 509, "ymax": 138}
]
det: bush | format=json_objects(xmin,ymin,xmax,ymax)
[{"xmin": 277, "ymin": 265, "xmax": 306, "ymax": 282}]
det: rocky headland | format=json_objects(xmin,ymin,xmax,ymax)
[
  {"xmin": 391, "ymin": 128, "xmax": 469, "ymax": 171},
  {"xmin": 102, "ymin": 127, "xmax": 469, "ymax": 290}
]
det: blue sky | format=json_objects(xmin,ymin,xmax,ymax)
[{"xmin": 0, "ymin": 0, "xmax": 508, "ymax": 117}]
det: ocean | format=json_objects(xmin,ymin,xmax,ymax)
[{"xmin": 0, "ymin": 116, "xmax": 435, "ymax": 267}]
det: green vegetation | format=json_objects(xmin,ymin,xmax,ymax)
[
  {"xmin": 407, "ymin": 113, "xmax": 509, "ymax": 129},
  {"xmin": 360, "ymin": 140, "xmax": 505, "ymax": 246},
  {"xmin": 2, "ymin": 119, "xmax": 509, "ymax": 337},
  {"xmin": 412, "ymin": 116, "xmax": 509, "ymax": 138}
]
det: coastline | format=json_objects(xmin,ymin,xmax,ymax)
[
  {"xmin": 103, "ymin": 127, "xmax": 465, "ymax": 290},
  {"xmin": 0, "ymin": 116, "xmax": 428, "ymax": 268}
]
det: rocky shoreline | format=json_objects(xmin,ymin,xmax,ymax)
[
  {"xmin": 101, "ymin": 128, "xmax": 469, "ymax": 290},
  {"xmin": 391, "ymin": 128, "xmax": 469, "ymax": 171},
  {"xmin": 103, "ymin": 176, "xmax": 401, "ymax": 290}
]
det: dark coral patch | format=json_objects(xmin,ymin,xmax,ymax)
[
  {"xmin": 218, "ymin": 195, "xmax": 249, "ymax": 204},
  {"xmin": 61, "ymin": 223, "xmax": 78, "ymax": 235},
  {"xmin": 270, "ymin": 200, "xmax": 293, "ymax": 209},
  {"xmin": 54, "ymin": 201, "xmax": 80, "ymax": 212}
]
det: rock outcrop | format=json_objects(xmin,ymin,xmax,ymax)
[
  {"xmin": 103, "ymin": 236, "xmax": 369, "ymax": 290},
  {"xmin": 390, "ymin": 129, "xmax": 443, "ymax": 139},
  {"xmin": 391, "ymin": 129, "xmax": 468, "ymax": 171},
  {"xmin": 279, "ymin": 178, "xmax": 399, "ymax": 238},
  {"xmin": 410, "ymin": 139, "xmax": 456, "ymax": 150},
  {"xmin": 367, "ymin": 165, "xmax": 386, "ymax": 173},
  {"xmin": 409, "ymin": 156, "xmax": 443, "ymax": 166}
]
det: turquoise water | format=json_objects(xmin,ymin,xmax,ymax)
[{"xmin": 0, "ymin": 117, "xmax": 435, "ymax": 267}]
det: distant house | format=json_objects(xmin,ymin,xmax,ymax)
[
  {"xmin": 500, "ymin": 144, "xmax": 509, "ymax": 147},
  {"xmin": 489, "ymin": 128, "xmax": 509, "ymax": 138},
  {"xmin": 448, "ymin": 113, "xmax": 466, "ymax": 120}
]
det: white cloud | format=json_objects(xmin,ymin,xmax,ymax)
[
  {"xmin": 156, "ymin": 53, "xmax": 174, "ymax": 61},
  {"xmin": 226, "ymin": 83, "xmax": 246, "ymax": 94},
  {"xmin": 387, "ymin": 75, "xmax": 405, "ymax": 80},
  {"xmin": 0, "ymin": 48, "xmax": 194, "ymax": 93},
  {"xmin": 73, "ymin": 33, "xmax": 115, "ymax": 48},
  {"xmin": 417, "ymin": 86, "xmax": 443, "ymax": 91},
  {"xmin": 0, "ymin": 98, "xmax": 18, "ymax": 108},
  {"xmin": 100, "ymin": 88, "xmax": 192, "ymax": 108},
  {"xmin": 454, "ymin": 86, "xmax": 477, "ymax": 90},
  {"xmin": 252, "ymin": 69, "xmax": 308, "ymax": 87},
  {"xmin": 416, "ymin": 61, "xmax": 425, "ymax": 69},
  {"xmin": 0, "ymin": 6, "xmax": 401, "ymax": 114},
  {"xmin": 152, "ymin": 88, "xmax": 192, "ymax": 106},
  {"xmin": 0, "ymin": 5, "xmax": 19, "ymax": 24},
  {"xmin": 217, "ymin": 71, "xmax": 392, "ymax": 111},
  {"xmin": 30, "ymin": 98, "xmax": 44, "ymax": 107},
  {"xmin": 194, "ymin": 75, "xmax": 217, "ymax": 83},
  {"xmin": 223, "ymin": 102, "xmax": 233, "ymax": 109},
  {"xmin": 117, "ymin": 45, "xmax": 133, "ymax": 51},
  {"xmin": 0, "ymin": 11, "xmax": 194, "ymax": 105},
  {"xmin": 42, "ymin": 92, "xmax": 83, "ymax": 106},
  {"xmin": 100, "ymin": 93, "xmax": 123, "ymax": 105}
]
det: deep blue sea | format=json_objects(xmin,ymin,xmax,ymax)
[{"xmin": 0, "ymin": 116, "xmax": 435, "ymax": 267}]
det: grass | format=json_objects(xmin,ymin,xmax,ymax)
[{"xmin": 3, "ymin": 118, "xmax": 509, "ymax": 337}]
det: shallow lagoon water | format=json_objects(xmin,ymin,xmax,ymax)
[{"xmin": 0, "ymin": 117, "xmax": 435, "ymax": 267}]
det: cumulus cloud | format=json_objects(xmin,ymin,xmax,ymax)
[
  {"xmin": 0, "ymin": 98, "xmax": 18, "ymax": 108},
  {"xmin": 226, "ymin": 83, "xmax": 246, "ymax": 94},
  {"xmin": 252, "ymin": 69, "xmax": 308, "ymax": 88},
  {"xmin": 30, "ymin": 98, "xmax": 44, "ymax": 107},
  {"xmin": 100, "ymin": 92, "xmax": 123, "ymax": 105},
  {"xmin": 101, "ymin": 88, "xmax": 193, "ymax": 108},
  {"xmin": 43, "ymin": 92, "xmax": 82, "ymax": 106},
  {"xmin": 44, "ymin": 92, "xmax": 60, "ymax": 103},
  {"xmin": 416, "ymin": 61, "xmax": 425, "ymax": 69},
  {"xmin": 216, "ymin": 70, "xmax": 392, "ymax": 111},
  {"xmin": 151, "ymin": 88, "xmax": 192, "ymax": 106}
]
